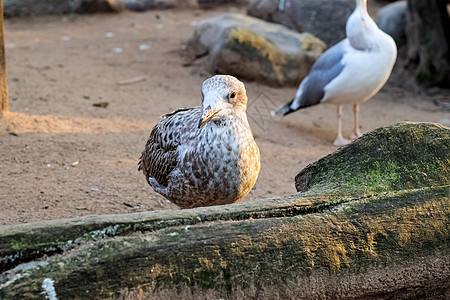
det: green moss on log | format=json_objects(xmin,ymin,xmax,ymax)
[
  {"xmin": 1, "ymin": 186, "xmax": 448, "ymax": 299},
  {"xmin": 0, "ymin": 194, "xmax": 343, "ymax": 272},
  {"xmin": 295, "ymin": 122, "xmax": 450, "ymax": 196}
]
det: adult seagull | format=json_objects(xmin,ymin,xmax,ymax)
[{"xmin": 271, "ymin": 0, "xmax": 397, "ymax": 145}]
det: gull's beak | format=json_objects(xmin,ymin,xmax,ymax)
[{"xmin": 198, "ymin": 106, "xmax": 220, "ymax": 129}]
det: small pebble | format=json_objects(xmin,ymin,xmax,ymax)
[{"xmin": 92, "ymin": 102, "xmax": 109, "ymax": 108}]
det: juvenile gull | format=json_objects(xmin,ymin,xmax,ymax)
[
  {"xmin": 271, "ymin": 0, "xmax": 397, "ymax": 146},
  {"xmin": 139, "ymin": 75, "xmax": 260, "ymax": 208}
]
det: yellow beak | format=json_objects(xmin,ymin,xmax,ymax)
[{"xmin": 198, "ymin": 107, "xmax": 220, "ymax": 129}]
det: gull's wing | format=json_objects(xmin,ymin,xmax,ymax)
[{"xmin": 138, "ymin": 106, "xmax": 201, "ymax": 186}]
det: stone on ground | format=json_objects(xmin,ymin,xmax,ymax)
[
  {"xmin": 188, "ymin": 13, "xmax": 325, "ymax": 86},
  {"xmin": 3, "ymin": 0, "xmax": 124, "ymax": 17},
  {"xmin": 120, "ymin": 0, "xmax": 176, "ymax": 11},
  {"xmin": 247, "ymin": 0, "xmax": 355, "ymax": 47},
  {"xmin": 375, "ymin": 0, "xmax": 407, "ymax": 48}
]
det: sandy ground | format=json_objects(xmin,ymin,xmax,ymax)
[{"xmin": 0, "ymin": 5, "xmax": 449, "ymax": 226}]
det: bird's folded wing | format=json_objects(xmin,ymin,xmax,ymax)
[
  {"xmin": 294, "ymin": 40, "xmax": 346, "ymax": 108},
  {"xmin": 160, "ymin": 107, "xmax": 197, "ymax": 119},
  {"xmin": 138, "ymin": 107, "xmax": 201, "ymax": 186}
]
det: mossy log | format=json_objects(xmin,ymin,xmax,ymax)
[
  {"xmin": 296, "ymin": 122, "xmax": 450, "ymax": 196},
  {"xmin": 0, "ymin": 122, "xmax": 449, "ymax": 299}
]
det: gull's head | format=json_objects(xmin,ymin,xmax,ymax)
[{"xmin": 198, "ymin": 75, "xmax": 248, "ymax": 129}]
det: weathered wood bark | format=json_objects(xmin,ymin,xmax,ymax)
[
  {"xmin": 0, "ymin": 122, "xmax": 449, "ymax": 299},
  {"xmin": 405, "ymin": 0, "xmax": 450, "ymax": 87},
  {"xmin": 0, "ymin": 0, "xmax": 8, "ymax": 114},
  {"xmin": 296, "ymin": 122, "xmax": 450, "ymax": 196}
]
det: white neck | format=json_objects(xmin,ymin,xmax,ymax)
[
  {"xmin": 347, "ymin": 0, "xmax": 385, "ymax": 50},
  {"xmin": 356, "ymin": 0, "xmax": 368, "ymax": 13}
]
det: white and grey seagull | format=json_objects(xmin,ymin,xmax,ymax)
[
  {"xmin": 139, "ymin": 75, "xmax": 260, "ymax": 209},
  {"xmin": 271, "ymin": 0, "xmax": 397, "ymax": 145}
]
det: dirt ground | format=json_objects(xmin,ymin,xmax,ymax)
[{"xmin": 0, "ymin": 4, "xmax": 449, "ymax": 226}]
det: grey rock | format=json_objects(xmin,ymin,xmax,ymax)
[
  {"xmin": 188, "ymin": 13, "xmax": 326, "ymax": 86},
  {"xmin": 76, "ymin": 0, "xmax": 125, "ymax": 13},
  {"xmin": 197, "ymin": 0, "xmax": 249, "ymax": 8},
  {"xmin": 120, "ymin": 0, "xmax": 176, "ymax": 11},
  {"xmin": 375, "ymin": 0, "xmax": 407, "ymax": 48},
  {"xmin": 4, "ymin": 0, "xmax": 70, "ymax": 16},
  {"xmin": 3, "ymin": 0, "xmax": 124, "ymax": 17},
  {"xmin": 247, "ymin": 0, "xmax": 355, "ymax": 47}
]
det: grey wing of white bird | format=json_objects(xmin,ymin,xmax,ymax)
[
  {"xmin": 272, "ymin": 40, "xmax": 347, "ymax": 116},
  {"xmin": 138, "ymin": 107, "xmax": 201, "ymax": 186}
]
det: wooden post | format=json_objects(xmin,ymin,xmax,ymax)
[{"xmin": 0, "ymin": 0, "xmax": 8, "ymax": 114}]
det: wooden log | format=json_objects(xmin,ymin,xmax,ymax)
[
  {"xmin": 0, "ymin": 122, "xmax": 449, "ymax": 299},
  {"xmin": 295, "ymin": 122, "xmax": 450, "ymax": 196},
  {"xmin": 0, "ymin": 187, "xmax": 448, "ymax": 299}
]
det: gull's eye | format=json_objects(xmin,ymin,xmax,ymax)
[{"xmin": 229, "ymin": 92, "xmax": 236, "ymax": 99}]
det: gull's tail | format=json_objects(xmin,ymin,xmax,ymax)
[{"xmin": 270, "ymin": 99, "xmax": 297, "ymax": 118}]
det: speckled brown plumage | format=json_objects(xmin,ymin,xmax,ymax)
[{"xmin": 138, "ymin": 75, "xmax": 260, "ymax": 208}]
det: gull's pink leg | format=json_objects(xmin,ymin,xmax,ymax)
[
  {"xmin": 333, "ymin": 105, "xmax": 350, "ymax": 146},
  {"xmin": 351, "ymin": 103, "xmax": 362, "ymax": 140}
]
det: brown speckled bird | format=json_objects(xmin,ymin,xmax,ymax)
[{"xmin": 138, "ymin": 75, "xmax": 260, "ymax": 208}]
